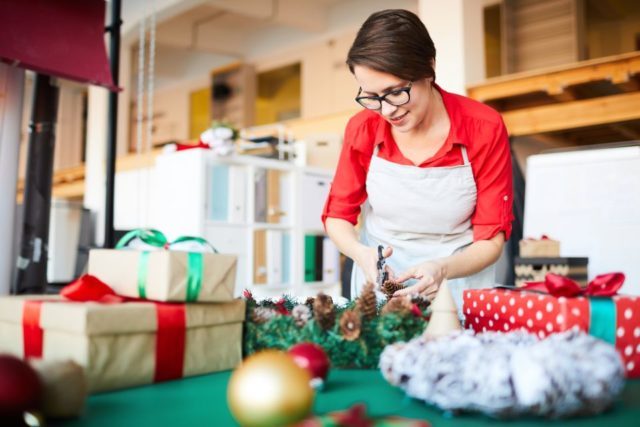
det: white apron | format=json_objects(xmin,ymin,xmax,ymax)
[{"xmin": 350, "ymin": 144, "xmax": 495, "ymax": 315}]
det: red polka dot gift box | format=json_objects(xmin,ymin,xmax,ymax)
[{"xmin": 463, "ymin": 273, "xmax": 640, "ymax": 378}]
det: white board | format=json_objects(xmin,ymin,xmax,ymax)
[{"xmin": 524, "ymin": 145, "xmax": 640, "ymax": 295}]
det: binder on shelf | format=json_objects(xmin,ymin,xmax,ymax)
[
  {"xmin": 314, "ymin": 235, "xmax": 324, "ymax": 281},
  {"xmin": 253, "ymin": 230, "xmax": 267, "ymax": 285},
  {"xmin": 304, "ymin": 234, "xmax": 317, "ymax": 282},
  {"xmin": 228, "ymin": 165, "xmax": 246, "ymax": 223},
  {"xmin": 266, "ymin": 170, "xmax": 282, "ymax": 224},
  {"xmin": 209, "ymin": 164, "xmax": 229, "ymax": 221},
  {"xmin": 282, "ymin": 233, "xmax": 291, "ymax": 284},
  {"xmin": 278, "ymin": 172, "xmax": 291, "ymax": 225},
  {"xmin": 322, "ymin": 237, "xmax": 340, "ymax": 284},
  {"xmin": 254, "ymin": 168, "xmax": 267, "ymax": 223},
  {"xmin": 266, "ymin": 230, "xmax": 283, "ymax": 285}
]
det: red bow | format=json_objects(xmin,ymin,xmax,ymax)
[
  {"xmin": 61, "ymin": 274, "xmax": 125, "ymax": 303},
  {"xmin": 522, "ymin": 272, "xmax": 625, "ymax": 297}
]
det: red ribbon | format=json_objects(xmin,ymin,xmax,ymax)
[
  {"xmin": 22, "ymin": 274, "xmax": 186, "ymax": 382},
  {"xmin": 175, "ymin": 140, "xmax": 210, "ymax": 151},
  {"xmin": 522, "ymin": 272, "xmax": 625, "ymax": 297},
  {"xmin": 23, "ymin": 301, "xmax": 43, "ymax": 358}
]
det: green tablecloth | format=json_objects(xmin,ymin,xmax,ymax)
[{"xmin": 52, "ymin": 370, "xmax": 639, "ymax": 427}]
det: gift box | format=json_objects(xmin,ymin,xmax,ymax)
[
  {"xmin": 514, "ymin": 256, "xmax": 588, "ymax": 288},
  {"xmin": 463, "ymin": 275, "xmax": 640, "ymax": 378},
  {"xmin": 88, "ymin": 248, "xmax": 237, "ymax": 302},
  {"xmin": 519, "ymin": 237, "xmax": 560, "ymax": 257},
  {"xmin": 0, "ymin": 294, "xmax": 245, "ymax": 392}
]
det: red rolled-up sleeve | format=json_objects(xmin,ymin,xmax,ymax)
[
  {"xmin": 470, "ymin": 119, "xmax": 514, "ymax": 241},
  {"xmin": 321, "ymin": 114, "xmax": 373, "ymax": 227}
]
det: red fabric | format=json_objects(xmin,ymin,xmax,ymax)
[
  {"xmin": 153, "ymin": 303, "xmax": 186, "ymax": 383},
  {"xmin": 322, "ymin": 84, "xmax": 513, "ymax": 241},
  {"xmin": 523, "ymin": 272, "xmax": 625, "ymax": 297},
  {"xmin": 22, "ymin": 301, "xmax": 43, "ymax": 358},
  {"xmin": 0, "ymin": 0, "xmax": 117, "ymax": 91},
  {"xmin": 463, "ymin": 288, "xmax": 640, "ymax": 378},
  {"xmin": 21, "ymin": 275, "xmax": 187, "ymax": 382}
]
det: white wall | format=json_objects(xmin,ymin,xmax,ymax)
[{"xmin": 419, "ymin": 0, "xmax": 486, "ymax": 94}]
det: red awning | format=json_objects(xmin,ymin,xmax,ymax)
[{"xmin": 0, "ymin": 0, "xmax": 117, "ymax": 91}]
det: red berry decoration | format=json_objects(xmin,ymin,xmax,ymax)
[
  {"xmin": 0, "ymin": 354, "xmax": 43, "ymax": 421},
  {"xmin": 288, "ymin": 343, "xmax": 330, "ymax": 389}
]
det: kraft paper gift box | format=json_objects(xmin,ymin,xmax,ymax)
[
  {"xmin": 88, "ymin": 248, "xmax": 237, "ymax": 302},
  {"xmin": 519, "ymin": 237, "xmax": 560, "ymax": 257},
  {"xmin": 0, "ymin": 295, "xmax": 245, "ymax": 392},
  {"xmin": 462, "ymin": 273, "xmax": 640, "ymax": 378}
]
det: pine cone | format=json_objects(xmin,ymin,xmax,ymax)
[
  {"xmin": 292, "ymin": 304, "xmax": 312, "ymax": 327},
  {"xmin": 381, "ymin": 295, "xmax": 413, "ymax": 315},
  {"xmin": 339, "ymin": 309, "xmax": 362, "ymax": 341},
  {"xmin": 313, "ymin": 293, "xmax": 335, "ymax": 330},
  {"xmin": 411, "ymin": 294, "xmax": 431, "ymax": 312},
  {"xmin": 357, "ymin": 282, "xmax": 378, "ymax": 319},
  {"xmin": 304, "ymin": 296, "xmax": 315, "ymax": 311},
  {"xmin": 381, "ymin": 280, "xmax": 404, "ymax": 300},
  {"xmin": 251, "ymin": 306, "xmax": 277, "ymax": 324}
]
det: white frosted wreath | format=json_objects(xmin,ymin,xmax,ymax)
[{"xmin": 379, "ymin": 329, "xmax": 625, "ymax": 418}]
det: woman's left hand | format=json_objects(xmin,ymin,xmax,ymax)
[{"xmin": 393, "ymin": 260, "xmax": 447, "ymax": 299}]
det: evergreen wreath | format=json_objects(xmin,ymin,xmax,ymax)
[{"xmin": 243, "ymin": 290, "xmax": 431, "ymax": 369}]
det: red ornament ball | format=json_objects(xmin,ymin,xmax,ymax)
[
  {"xmin": 0, "ymin": 354, "xmax": 43, "ymax": 418},
  {"xmin": 288, "ymin": 343, "xmax": 330, "ymax": 382}
]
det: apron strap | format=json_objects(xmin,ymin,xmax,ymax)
[{"xmin": 460, "ymin": 145, "xmax": 470, "ymax": 165}]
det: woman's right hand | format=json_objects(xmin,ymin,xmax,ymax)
[{"xmin": 353, "ymin": 245, "xmax": 394, "ymax": 286}]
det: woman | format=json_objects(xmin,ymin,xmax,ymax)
[{"xmin": 322, "ymin": 9, "xmax": 513, "ymax": 310}]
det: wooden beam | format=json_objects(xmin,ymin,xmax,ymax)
[
  {"xmin": 610, "ymin": 124, "xmax": 640, "ymax": 141},
  {"xmin": 502, "ymin": 91, "xmax": 640, "ymax": 136},
  {"xmin": 547, "ymin": 84, "xmax": 577, "ymax": 102},
  {"xmin": 467, "ymin": 51, "xmax": 640, "ymax": 102}
]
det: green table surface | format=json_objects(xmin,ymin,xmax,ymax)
[{"xmin": 51, "ymin": 370, "xmax": 639, "ymax": 427}]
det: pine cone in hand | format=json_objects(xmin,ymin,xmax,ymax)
[
  {"xmin": 313, "ymin": 293, "xmax": 336, "ymax": 330},
  {"xmin": 357, "ymin": 282, "xmax": 378, "ymax": 320},
  {"xmin": 339, "ymin": 309, "xmax": 362, "ymax": 341},
  {"xmin": 411, "ymin": 294, "xmax": 431, "ymax": 312},
  {"xmin": 381, "ymin": 280, "xmax": 404, "ymax": 300}
]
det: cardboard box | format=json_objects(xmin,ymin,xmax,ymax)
[
  {"xmin": 463, "ymin": 288, "xmax": 640, "ymax": 378},
  {"xmin": 519, "ymin": 238, "xmax": 560, "ymax": 257},
  {"xmin": 0, "ymin": 296, "xmax": 245, "ymax": 392},
  {"xmin": 88, "ymin": 249, "xmax": 237, "ymax": 302}
]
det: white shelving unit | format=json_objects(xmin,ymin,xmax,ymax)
[{"xmin": 151, "ymin": 148, "xmax": 340, "ymax": 300}]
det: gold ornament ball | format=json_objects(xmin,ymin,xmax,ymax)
[{"xmin": 227, "ymin": 350, "xmax": 315, "ymax": 427}]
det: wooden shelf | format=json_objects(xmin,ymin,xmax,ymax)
[{"xmin": 467, "ymin": 51, "xmax": 640, "ymax": 144}]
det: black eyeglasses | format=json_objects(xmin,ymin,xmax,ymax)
[{"xmin": 355, "ymin": 82, "xmax": 413, "ymax": 110}]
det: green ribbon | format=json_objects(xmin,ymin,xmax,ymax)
[
  {"xmin": 137, "ymin": 251, "xmax": 150, "ymax": 299},
  {"xmin": 589, "ymin": 297, "xmax": 616, "ymax": 345},
  {"xmin": 116, "ymin": 229, "xmax": 217, "ymax": 301},
  {"xmin": 116, "ymin": 229, "xmax": 168, "ymax": 249}
]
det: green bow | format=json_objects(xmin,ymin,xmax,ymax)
[{"xmin": 116, "ymin": 229, "xmax": 217, "ymax": 302}]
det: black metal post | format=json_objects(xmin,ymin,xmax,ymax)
[
  {"xmin": 104, "ymin": 0, "xmax": 122, "ymax": 248},
  {"xmin": 13, "ymin": 74, "xmax": 59, "ymax": 294}
]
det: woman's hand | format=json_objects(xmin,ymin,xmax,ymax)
[
  {"xmin": 393, "ymin": 260, "xmax": 447, "ymax": 299},
  {"xmin": 353, "ymin": 245, "xmax": 394, "ymax": 287}
]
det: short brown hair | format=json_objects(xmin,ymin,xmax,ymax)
[{"xmin": 347, "ymin": 9, "xmax": 436, "ymax": 82}]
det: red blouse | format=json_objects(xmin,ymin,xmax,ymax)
[{"xmin": 322, "ymin": 85, "xmax": 514, "ymax": 242}]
